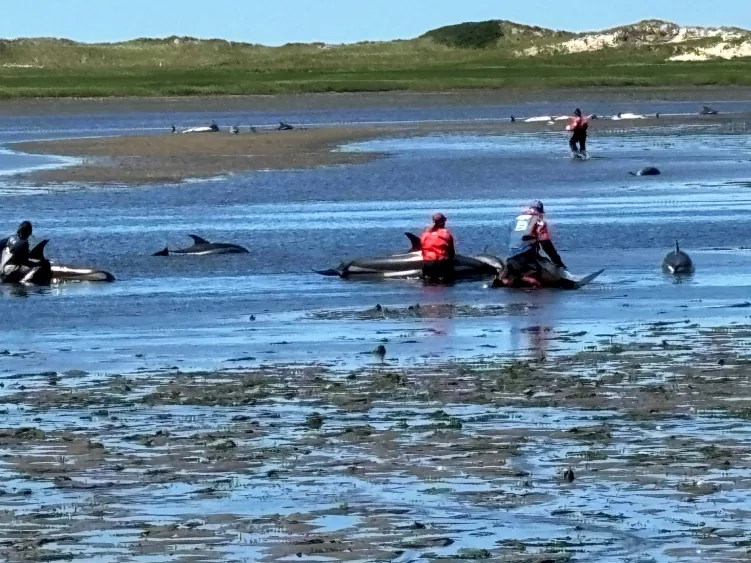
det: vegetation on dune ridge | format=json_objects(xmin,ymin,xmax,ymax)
[
  {"xmin": 0, "ymin": 19, "xmax": 750, "ymax": 99},
  {"xmin": 420, "ymin": 20, "xmax": 572, "ymax": 49}
]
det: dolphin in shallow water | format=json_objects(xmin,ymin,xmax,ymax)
[
  {"xmin": 629, "ymin": 167, "xmax": 660, "ymax": 176},
  {"xmin": 153, "ymin": 235, "xmax": 249, "ymax": 256},
  {"xmin": 662, "ymin": 241, "xmax": 694, "ymax": 275},
  {"xmin": 316, "ymin": 233, "xmax": 503, "ymax": 281},
  {"xmin": 700, "ymin": 105, "xmax": 719, "ymax": 115},
  {"xmin": 0, "ymin": 239, "xmax": 115, "ymax": 284}
]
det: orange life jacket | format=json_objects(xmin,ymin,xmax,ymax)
[{"xmin": 420, "ymin": 228, "xmax": 454, "ymax": 261}]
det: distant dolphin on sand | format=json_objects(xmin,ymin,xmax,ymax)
[
  {"xmin": 629, "ymin": 167, "xmax": 661, "ymax": 176},
  {"xmin": 524, "ymin": 116, "xmax": 553, "ymax": 123},
  {"xmin": 700, "ymin": 105, "xmax": 719, "ymax": 115},
  {"xmin": 153, "ymin": 235, "xmax": 249, "ymax": 256},
  {"xmin": 612, "ymin": 112, "xmax": 646, "ymax": 121},
  {"xmin": 182, "ymin": 123, "xmax": 220, "ymax": 134},
  {"xmin": 662, "ymin": 241, "xmax": 694, "ymax": 275}
]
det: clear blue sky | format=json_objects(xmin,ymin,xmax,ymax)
[{"xmin": 1, "ymin": 0, "xmax": 749, "ymax": 44}]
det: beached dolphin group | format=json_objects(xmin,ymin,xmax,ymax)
[
  {"xmin": 1, "ymin": 226, "xmax": 695, "ymax": 289},
  {"xmin": 316, "ymin": 232, "xmax": 604, "ymax": 290}
]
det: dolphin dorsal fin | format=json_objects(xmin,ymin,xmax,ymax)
[
  {"xmin": 675, "ymin": 240, "xmax": 680, "ymax": 253},
  {"xmin": 405, "ymin": 232, "xmax": 421, "ymax": 252},
  {"xmin": 188, "ymin": 234, "xmax": 210, "ymax": 245},
  {"xmin": 29, "ymin": 239, "xmax": 49, "ymax": 260}
]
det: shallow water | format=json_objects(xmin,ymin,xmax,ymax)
[
  {"xmin": 2, "ymin": 102, "xmax": 751, "ymax": 374},
  {"xmin": 2, "ymin": 100, "xmax": 751, "ymax": 561}
]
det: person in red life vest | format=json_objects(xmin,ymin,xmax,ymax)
[
  {"xmin": 502, "ymin": 201, "xmax": 566, "ymax": 287},
  {"xmin": 565, "ymin": 108, "xmax": 589, "ymax": 157},
  {"xmin": 420, "ymin": 213, "xmax": 455, "ymax": 284}
]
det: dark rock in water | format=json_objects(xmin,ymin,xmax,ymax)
[
  {"xmin": 456, "ymin": 548, "xmax": 492, "ymax": 559},
  {"xmin": 0, "ymin": 427, "xmax": 45, "ymax": 443},
  {"xmin": 305, "ymin": 412, "xmax": 325, "ymax": 429},
  {"xmin": 400, "ymin": 536, "xmax": 454, "ymax": 549}
]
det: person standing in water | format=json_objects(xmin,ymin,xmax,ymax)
[
  {"xmin": 420, "ymin": 213, "xmax": 455, "ymax": 284},
  {"xmin": 566, "ymin": 108, "xmax": 589, "ymax": 157}
]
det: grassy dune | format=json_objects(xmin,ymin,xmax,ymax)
[{"xmin": 0, "ymin": 21, "xmax": 750, "ymax": 99}]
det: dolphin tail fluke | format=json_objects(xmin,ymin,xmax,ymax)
[
  {"xmin": 29, "ymin": 239, "xmax": 49, "ymax": 261},
  {"xmin": 315, "ymin": 260, "xmax": 349, "ymax": 277},
  {"xmin": 628, "ymin": 171, "xmax": 636, "ymax": 176},
  {"xmin": 315, "ymin": 268, "xmax": 343, "ymax": 277},
  {"xmin": 405, "ymin": 232, "xmax": 422, "ymax": 252},
  {"xmin": 153, "ymin": 247, "xmax": 170, "ymax": 256}
]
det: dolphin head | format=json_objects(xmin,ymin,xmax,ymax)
[{"xmin": 662, "ymin": 241, "xmax": 694, "ymax": 275}]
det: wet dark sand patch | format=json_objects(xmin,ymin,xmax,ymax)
[{"xmin": 3, "ymin": 324, "xmax": 751, "ymax": 560}]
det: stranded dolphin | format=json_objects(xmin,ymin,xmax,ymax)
[
  {"xmin": 629, "ymin": 167, "xmax": 661, "ymax": 176},
  {"xmin": 0, "ymin": 239, "xmax": 115, "ymax": 284},
  {"xmin": 316, "ymin": 233, "xmax": 503, "ymax": 280},
  {"xmin": 662, "ymin": 241, "xmax": 694, "ymax": 275},
  {"xmin": 153, "ymin": 235, "xmax": 249, "ymax": 256}
]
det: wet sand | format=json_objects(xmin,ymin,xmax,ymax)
[
  {"xmin": 11, "ymin": 127, "xmax": 389, "ymax": 184},
  {"xmin": 3, "ymin": 322, "xmax": 751, "ymax": 561},
  {"xmin": 11, "ymin": 113, "xmax": 748, "ymax": 185}
]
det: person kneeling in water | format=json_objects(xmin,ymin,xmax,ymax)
[
  {"xmin": 0, "ymin": 221, "xmax": 50, "ymax": 284},
  {"xmin": 420, "ymin": 213, "xmax": 455, "ymax": 284},
  {"xmin": 501, "ymin": 201, "xmax": 566, "ymax": 287}
]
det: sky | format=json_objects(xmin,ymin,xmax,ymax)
[{"xmin": 1, "ymin": 0, "xmax": 750, "ymax": 44}]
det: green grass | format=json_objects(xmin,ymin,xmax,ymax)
[{"xmin": 0, "ymin": 34, "xmax": 749, "ymax": 99}]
